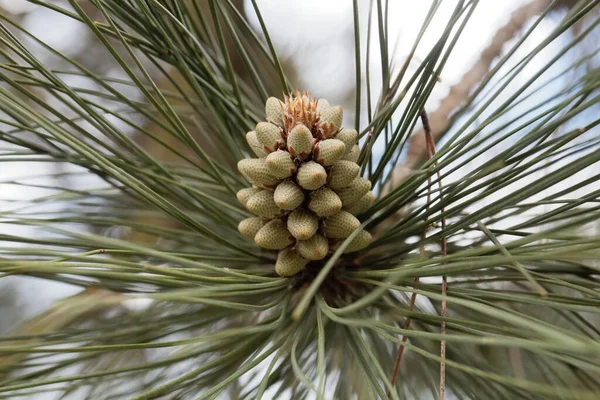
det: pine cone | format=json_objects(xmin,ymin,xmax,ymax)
[{"xmin": 236, "ymin": 91, "xmax": 374, "ymax": 276}]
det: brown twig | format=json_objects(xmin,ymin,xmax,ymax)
[
  {"xmin": 387, "ymin": 111, "xmax": 436, "ymax": 398},
  {"xmin": 387, "ymin": 279, "xmax": 419, "ymax": 396},
  {"xmin": 387, "ymin": 111, "xmax": 449, "ymax": 398},
  {"xmin": 423, "ymin": 115, "xmax": 448, "ymax": 400}
]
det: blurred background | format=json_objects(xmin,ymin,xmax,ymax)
[{"xmin": 0, "ymin": 0, "xmax": 598, "ymax": 398}]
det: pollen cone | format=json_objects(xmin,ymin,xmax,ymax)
[
  {"xmin": 344, "ymin": 191, "xmax": 375, "ymax": 215},
  {"xmin": 335, "ymin": 128, "xmax": 358, "ymax": 154},
  {"xmin": 245, "ymin": 189, "xmax": 281, "ymax": 218},
  {"xmin": 342, "ymin": 230, "xmax": 372, "ymax": 253},
  {"xmin": 313, "ymin": 139, "xmax": 345, "ymax": 166},
  {"xmin": 265, "ymin": 97, "xmax": 284, "ymax": 126},
  {"xmin": 309, "ymin": 188, "xmax": 342, "ymax": 217},
  {"xmin": 336, "ymin": 177, "xmax": 371, "ymax": 207},
  {"xmin": 324, "ymin": 211, "xmax": 360, "ymax": 239},
  {"xmin": 237, "ymin": 158, "xmax": 279, "ymax": 188},
  {"xmin": 287, "ymin": 124, "xmax": 314, "ymax": 159},
  {"xmin": 236, "ymin": 187, "xmax": 261, "ymax": 206},
  {"xmin": 266, "ymin": 149, "xmax": 295, "ymax": 179},
  {"xmin": 296, "ymin": 234, "xmax": 328, "ymax": 260},
  {"xmin": 275, "ymin": 248, "xmax": 309, "ymax": 277},
  {"xmin": 256, "ymin": 121, "xmax": 283, "ymax": 153},
  {"xmin": 287, "ymin": 210, "xmax": 319, "ymax": 240},
  {"xmin": 297, "ymin": 161, "xmax": 327, "ymax": 190},
  {"xmin": 319, "ymin": 105, "xmax": 343, "ymax": 136},
  {"xmin": 238, "ymin": 217, "xmax": 265, "ymax": 240},
  {"xmin": 343, "ymin": 144, "xmax": 360, "ymax": 163},
  {"xmin": 273, "ymin": 181, "xmax": 304, "ymax": 210},
  {"xmin": 255, "ymin": 219, "xmax": 294, "ymax": 250},
  {"xmin": 327, "ymin": 160, "xmax": 360, "ymax": 190}
]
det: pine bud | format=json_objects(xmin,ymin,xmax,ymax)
[
  {"xmin": 255, "ymin": 219, "xmax": 294, "ymax": 250},
  {"xmin": 344, "ymin": 191, "xmax": 375, "ymax": 215},
  {"xmin": 313, "ymin": 139, "xmax": 345, "ymax": 166},
  {"xmin": 308, "ymin": 188, "xmax": 342, "ymax": 217},
  {"xmin": 273, "ymin": 181, "xmax": 304, "ymax": 210},
  {"xmin": 297, "ymin": 161, "xmax": 327, "ymax": 190},
  {"xmin": 287, "ymin": 210, "xmax": 319, "ymax": 240},
  {"xmin": 256, "ymin": 122, "xmax": 283, "ymax": 153},
  {"xmin": 342, "ymin": 230, "xmax": 372, "ymax": 253},
  {"xmin": 335, "ymin": 128, "xmax": 358, "ymax": 154},
  {"xmin": 316, "ymin": 98, "xmax": 330, "ymax": 114},
  {"xmin": 319, "ymin": 105, "xmax": 343, "ymax": 136},
  {"xmin": 287, "ymin": 124, "xmax": 314, "ymax": 159},
  {"xmin": 296, "ymin": 234, "xmax": 328, "ymax": 260},
  {"xmin": 236, "ymin": 187, "xmax": 261, "ymax": 206},
  {"xmin": 323, "ymin": 211, "xmax": 360, "ymax": 239},
  {"xmin": 327, "ymin": 160, "xmax": 360, "ymax": 189},
  {"xmin": 246, "ymin": 131, "xmax": 267, "ymax": 157},
  {"xmin": 265, "ymin": 97, "xmax": 284, "ymax": 126},
  {"xmin": 336, "ymin": 177, "xmax": 372, "ymax": 207},
  {"xmin": 275, "ymin": 248, "xmax": 309, "ymax": 277},
  {"xmin": 265, "ymin": 150, "xmax": 295, "ymax": 179},
  {"xmin": 237, "ymin": 158, "xmax": 280, "ymax": 188},
  {"xmin": 343, "ymin": 144, "xmax": 360, "ymax": 163},
  {"xmin": 246, "ymin": 189, "xmax": 282, "ymax": 218},
  {"xmin": 238, "ymin": 217, "xmax": 266, "ymax": 240}
]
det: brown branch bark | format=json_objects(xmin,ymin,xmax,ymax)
[{"xmin": 386, "ymin": 0, "xmax": 553, "ymax": 192}]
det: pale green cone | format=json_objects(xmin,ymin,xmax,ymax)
[
  {"xmin": 238, "ymin": 217, "xmax": 266, "ymax": 240},
  {"xmin": 237, "ymin": 158, "xmax": 280, "ymax": 188},
  {"xmin": 273, "ymin": 181, "xmax": 304, "ymax": 210},
  {"xmin": 287, "ymin": 210, "xmax": 319, "ymax": 240},
  {"xmin": 255, "ymin": 219, "xmax": 294, "ymax": 250},
  {"xmin": 256, "ymin": 122, "xmax": 283, "ymax": 153},
  {"xmin": 246, "ymin": 189, "xmax": 282, "ymax": 218},
  {"xmin": 316, "ymin": 98, "xmax": 330, "ymax": 114},
  {"xmin": 275, "ymin": 248, "xmax": 309, "ymax": 277},
  {"xmin": 274, "ymin": 181, "xmax": 304, "ymax": 210},
  {"xmin": 308, "ymin": 188, "xmax": 342, "ymax": 217},
  {"xmin": 323, "ymin": 211, "xmax": 360, "ymax": 239},
  {"xmin": 342, "ymin": 144, "xmax": 360, "ymax": 162},
  {"xmin": 296, "ymin": 234, "xmax": 328, "ymax": 260},
  {"xmin": 265, "ymin": 97, "xmax": 284, "ymax": 126},
  {"xmin": 327, "ymin": 160, "xmax": 360, "ymax": 189},
  {"xmin": 344, "ymin": 191, "xmax": 375, "ymax": 215},
  {"xmin": 319, "ymin": 105, "xmax": 343, "ymax": 137},
  {"xmin": 236, "ymin": 187, "xmax": 261, "ymax": 206},
  {"xmin": 287, "ymin": 124, "xmax": 314, "ymax": 159},
  {"xmin": 246, "ymin": 130, "xmax": 267, "ymax": 157},
  {"xmin": 336, "ymin": 177, "xmax": 372, "ymax": 207},
  {"xmin": 342, "ymin": 230, "xmax": 372, "ymax": 253},
  {"xmin": 313, "ymin": 139, "xmax": 345, "ymax": 166},
  {"xmin": 335, "ymin": 128, "xmax": 358, "ymax": 155},
  {"xmin": 265, "ymin": 149, "xmax": 296, "ymax": 179},
  {"xmin": 297, "ymin": 161, "xmax": 327, "ymax": 190}
]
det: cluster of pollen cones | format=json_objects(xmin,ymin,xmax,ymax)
[{"xmin": 237, "ymin": 92, "xmax": 374, "ymax": 277}]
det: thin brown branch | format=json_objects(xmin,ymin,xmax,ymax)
[
  {"xmin": 440, "ymin": 274, "xmax": 447, "ymax": 400},
  {"xmin": 387, "ymin": 111, "xmax": 435, "ymax": 398},
  {"xmin": 387, "ymin": 279, "xmax": 419, "ymax": 396},
  {"xmin": 422, "ymin": 111, "xmax": 448, "ymax": 400}
]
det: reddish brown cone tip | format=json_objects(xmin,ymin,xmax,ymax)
[{"xmin": 282, "ymin": 90, "xmax": 320, "ymax": 133}]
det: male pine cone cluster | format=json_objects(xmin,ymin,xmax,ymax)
[{"xmin": 237, "ymin": 92, "xmax": 374, "ymax": 277}]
